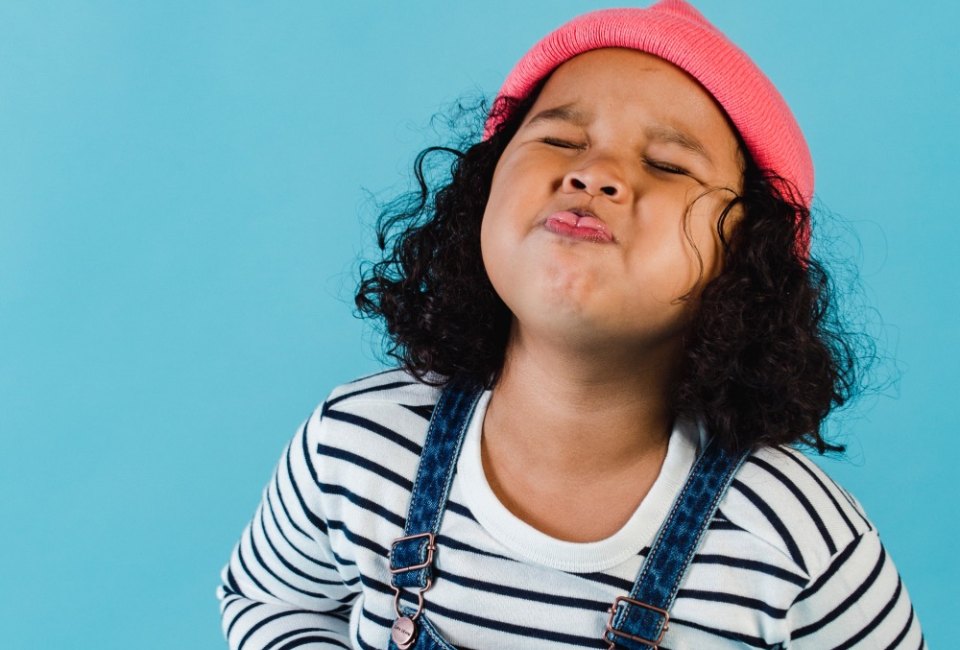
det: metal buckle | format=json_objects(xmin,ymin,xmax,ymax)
[
  {"xmin": 389, "ymin": 532, "xmax": 436, "ymax": 574},
  {"xmin": 392, "ymin": 577, "xmax": 433, "ymax": 622},
  {"xmin": 605, "ymin": 595, "xmax": 670, "ymax": 649},
  {"xmin": 389, "ymin": 532, "xmax": 437, "ymax": 624}
]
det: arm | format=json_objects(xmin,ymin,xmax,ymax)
[
  {"xmin": 217, "ymin": 406, "xmax": 357, "ymax": 650},
  {"xmin": 787, "ymin": 529, "xmax": 925, "ymax": 649}
]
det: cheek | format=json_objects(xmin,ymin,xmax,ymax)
[
  {"xmin": 479, "ymin": 173, "xmax": 506, "ymax": 269},
  {"xmin": 479, "ymin": 154, "xmax": 543, "ymax": 280},
  {"xmin": 480, "ymin": 158, "xmax": 519, "ymax": 238},
  {"xmin": 479, "ymin": 189, "xmax": 516, "ymax": 297},
  {"xmin": 485, "ymin": 145, "xmax": 559, "ymax": 211},
  {"xmin": 479, "ymin": 212, "xmax": 498, "ymax": 284},
  {"xmin": 676, "ymin": 193, "xmax": 734, "ymax": 286},
  {"xmin": 622, "ymin": 196, "xmax": 722, "ymax": 302}
]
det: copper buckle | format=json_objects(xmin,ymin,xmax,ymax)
[
  {"xmin": 605, "ymin": 596, "xmax": 670, "ymax": 649},
  {"xmin": 389, "ymin": 532, "xmax": 436, "ymax": 574},
  {"xmin": 389, "ymin": 532, "xmax": 437, "ymax": 625}
]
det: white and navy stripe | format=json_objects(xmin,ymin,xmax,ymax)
[{"xmin": 218, "ymin": 369, "xmax": 925, "ymax": 649}]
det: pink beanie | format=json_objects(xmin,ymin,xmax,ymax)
[{"xmin": 485, "ymin": 0, "xmax": 814, "ymax": 252}]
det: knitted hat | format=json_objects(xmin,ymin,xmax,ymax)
[{"xmin": 485, "ymin": 0, "xmax": 813, "ymax": 252}]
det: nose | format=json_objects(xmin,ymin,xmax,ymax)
[{"xmin": 560, "ymin": 157, "xmax": 628, "ymax": 201}]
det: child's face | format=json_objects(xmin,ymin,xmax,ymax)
[{"xmin": 480, "ymin": 48, "xmax": 744, "ymax": 358}]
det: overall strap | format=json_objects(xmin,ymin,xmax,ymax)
[
  {"xmin": 389, "ymin": 377, "xmax": 484, "ymax": 591},
  {"xmin": 605, "ymin": 440, "xmax": 750, "ymax": 649}
]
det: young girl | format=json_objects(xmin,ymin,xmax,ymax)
[{"xmin": 218, "ymin": 1, "xmax": 925, "ymax": 648}]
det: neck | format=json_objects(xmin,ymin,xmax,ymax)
[{"xmin": 483, "ymin": 324, "xmax": 682, "ymax": 478}]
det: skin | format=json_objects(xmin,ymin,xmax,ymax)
[{"xmin": 478, "ymin": 48, "xmax": 745, "ymax": 542}]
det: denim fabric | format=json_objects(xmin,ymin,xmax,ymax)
[
  {"xmin": 605, "ymin": 440, "xmax": 749, "ymax": 649},
  {"xmin": 389, "ymin": 377, "xmax": 483, "ymax": 590},
  {"xmin": 388, "ymin": 378, "xmax": 748, "ymax": 649}
]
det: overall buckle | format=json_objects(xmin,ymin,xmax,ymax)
[
  {"xmin": 605, "ymin": 595, "xmax": 670, "ymax": 649},
  {"xmin": 388, "ymin": 532, "xmax": 437, "ymax": 648},
  {"xmin": 389, "ymin": 532, "xmax": 436, "ymax": 574}
]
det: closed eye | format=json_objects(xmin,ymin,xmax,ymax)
[
  {"xmin": 540, "ymin": 137, "xmax": 584, "ymax": 150},
  {"xmin": 644, "ymin": 158, "xmax": 689, "ymax": 176}
]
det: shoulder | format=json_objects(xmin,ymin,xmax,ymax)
[
  {"xmin": 319, "ymin": 367, "xmax": 443, "ymax": 423},
  {"xmin": 300, "ymin": 368, "xmax": 443, "ymax": 484},
  {"xmin": 718, "ymin": 444, "xmax": 875, "ymax": 579},
  {"xmin": 703, "ymin": 447, "xmax": 925, "ymax": 647}
]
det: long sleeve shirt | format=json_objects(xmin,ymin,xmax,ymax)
[{"xmin": 217, "ymin": 370, "xmax": 925, "ymax": 649}]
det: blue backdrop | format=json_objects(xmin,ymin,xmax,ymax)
[{"xmin": 1, "ymin": 1, "xmax": 955, "ymax": 647}]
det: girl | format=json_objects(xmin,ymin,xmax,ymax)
[{"xmin": 218, "ymin": 1, "xmax": 925, "ymax": 648}]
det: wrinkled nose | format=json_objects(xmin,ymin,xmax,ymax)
[{"xmin": 561, "ymin": 159, "xmax": 626, "ymax": 200}]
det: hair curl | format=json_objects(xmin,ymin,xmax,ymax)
[{"xmin": 355, "ymin": 90, "xmax": 865, "ymax": 454}]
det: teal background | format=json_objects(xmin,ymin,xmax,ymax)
[{"xmin": 1, "ymin": 1, "xmax": 955, "ymax": 647}]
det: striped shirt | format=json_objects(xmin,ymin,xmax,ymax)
[{"xmin": 217, "ymin": 370, "xmax": 925, "ymax": 649}]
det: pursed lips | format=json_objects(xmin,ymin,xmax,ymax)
[{"xmin": 542, "ymin": 209, "xmax": 615, "ymax": 243}]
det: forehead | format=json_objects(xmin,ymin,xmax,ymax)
[{"xmin": 527, "ymin": 48, "xmax": 741, "ymax": 158}]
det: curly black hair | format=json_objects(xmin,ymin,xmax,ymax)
[{"xmin": 355, "ymin": 89, "xmax": 864, "ymax": 454}]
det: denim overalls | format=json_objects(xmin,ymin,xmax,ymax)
[{"xmin": 386, "ymin": 379, "xmax": 748, "ymax": 650}]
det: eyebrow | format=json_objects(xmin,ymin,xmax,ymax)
[
  {"xmin": 644, "ymin": 125, "xmax": 712, "ymax": 164},
  {"xmin": 525, "ymin": 104, "xmax": 592, "ymax": 128}
]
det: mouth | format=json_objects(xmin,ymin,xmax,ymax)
[{"xmin": 542, "ymin": 209, "xmax": 615, "ymax": 243}]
